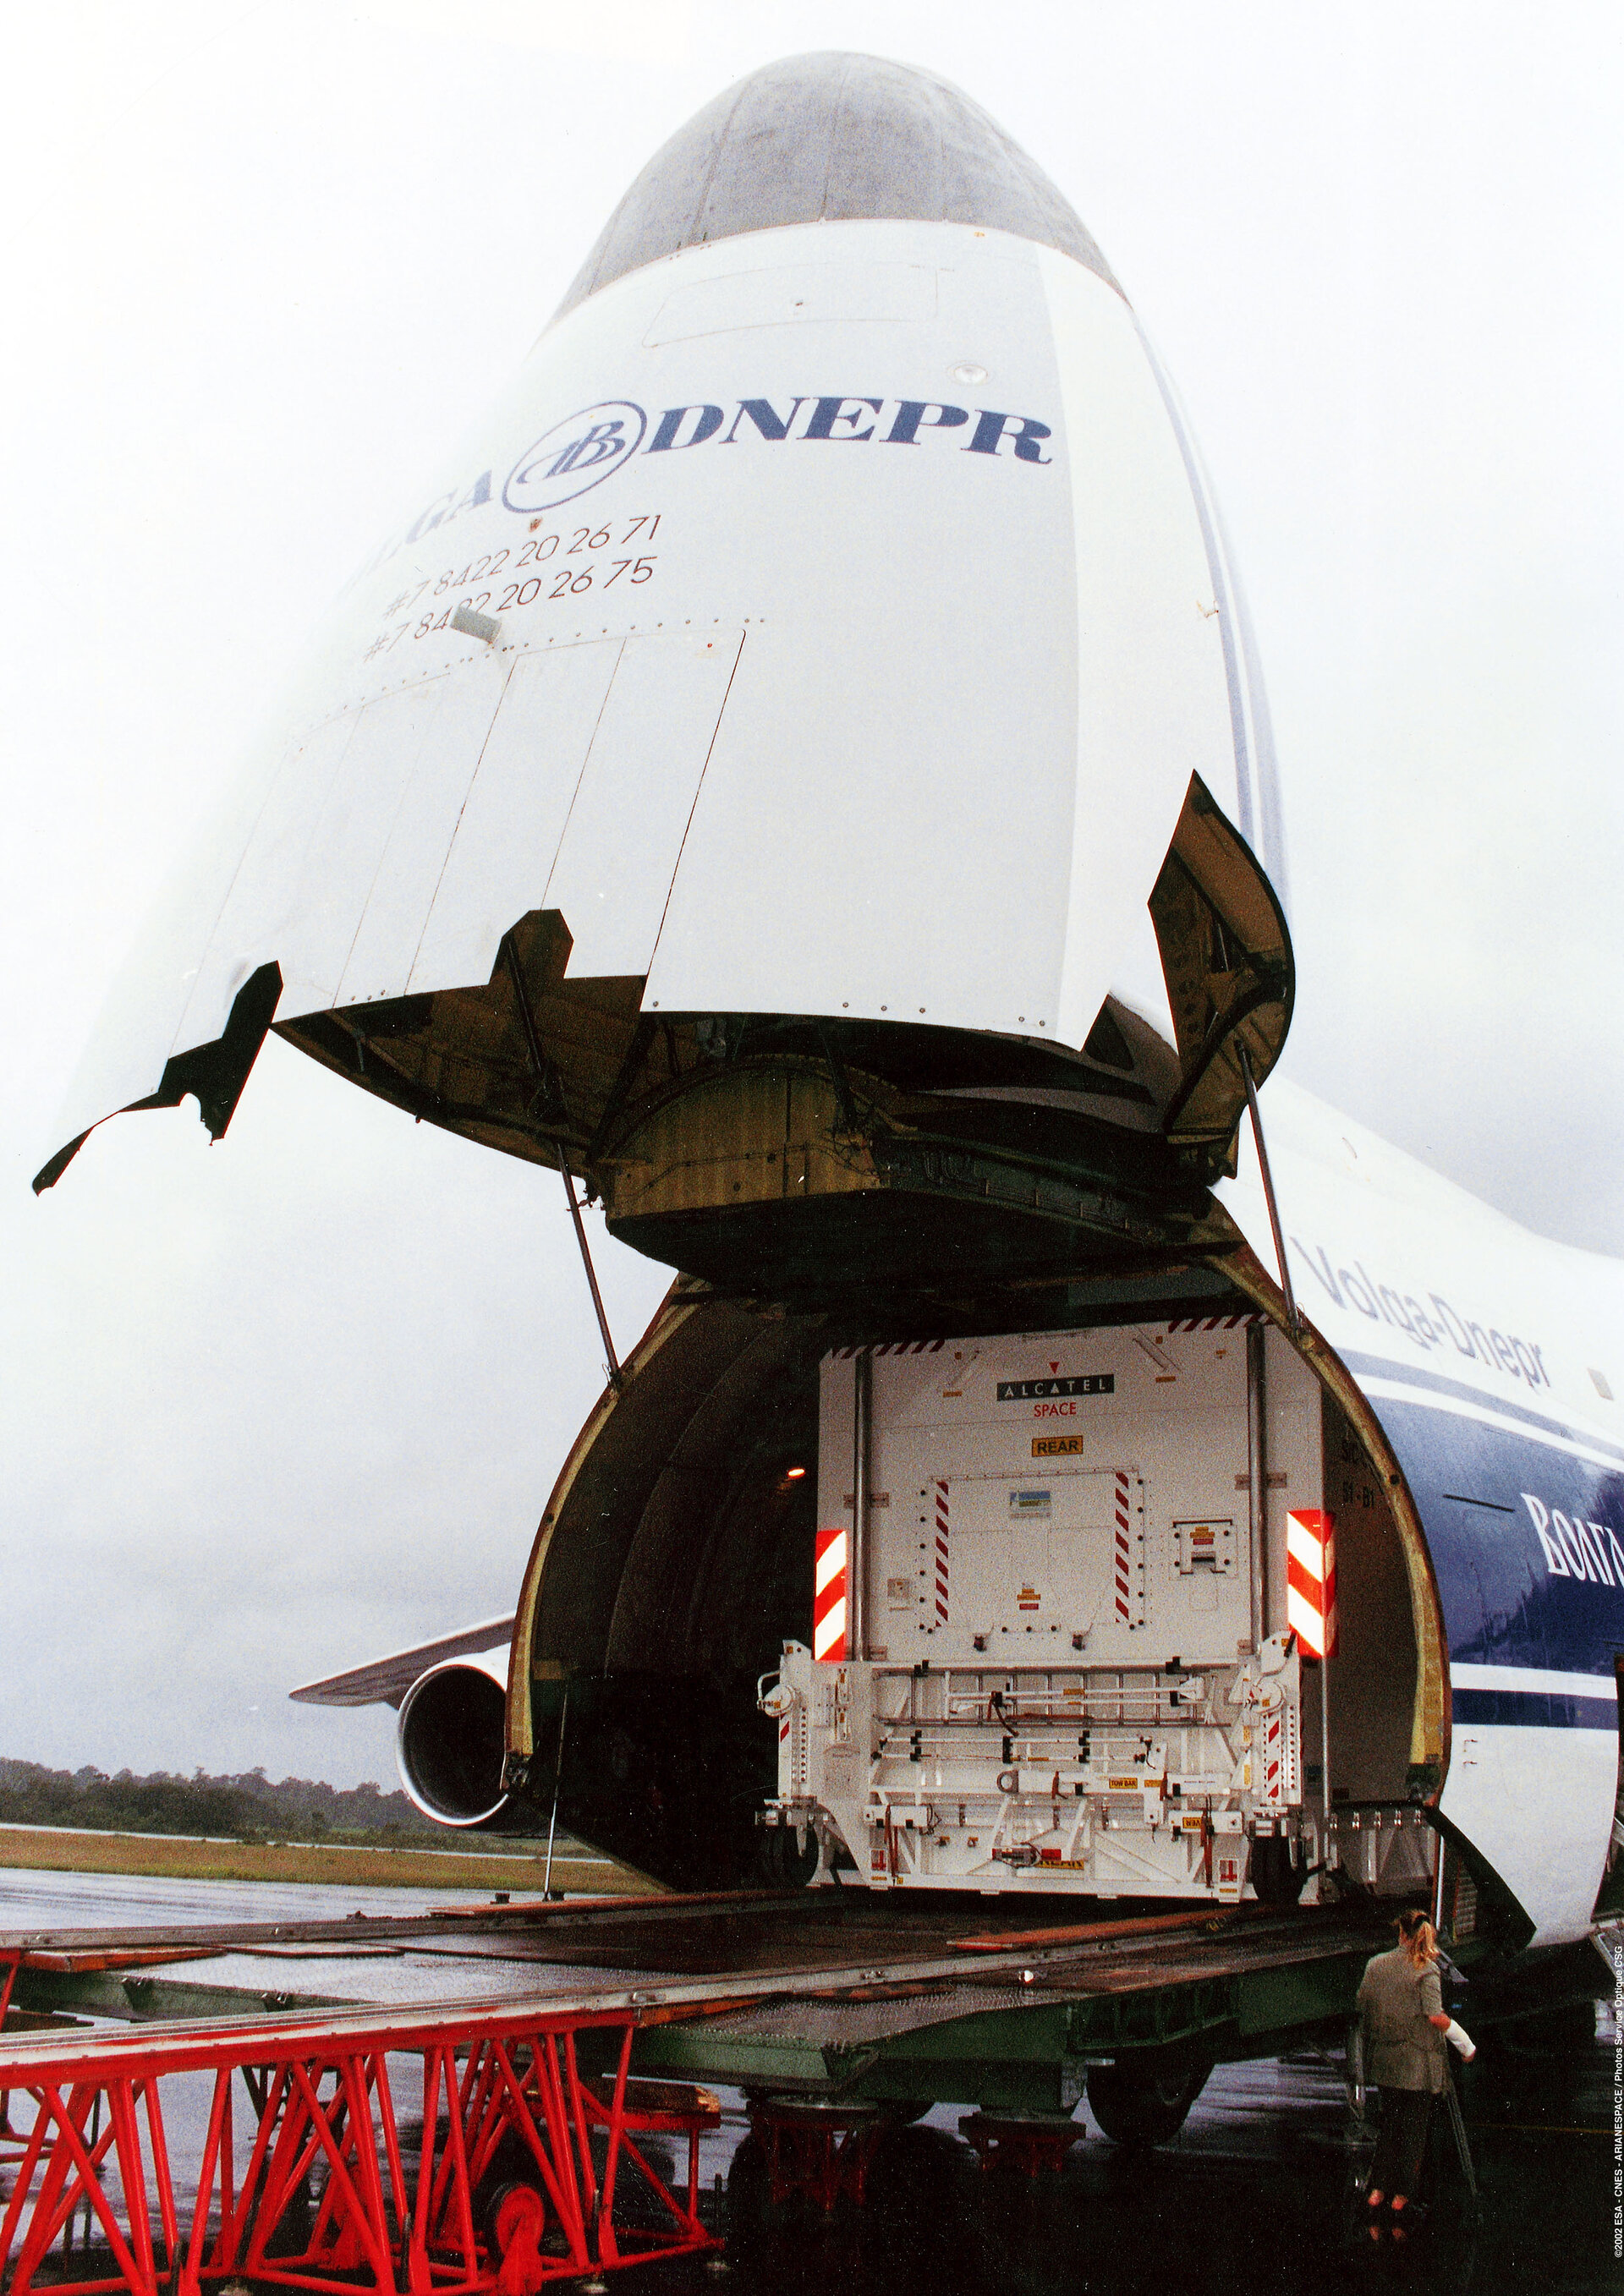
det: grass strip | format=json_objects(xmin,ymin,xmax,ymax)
[{"xmin": 0, "ymin": 1826, "xmax": 655, "ymax": 1894}]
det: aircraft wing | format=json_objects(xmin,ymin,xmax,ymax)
[{"xmin": 288, "ymin": 1616, "xmax": 513, "ymax": 1711}]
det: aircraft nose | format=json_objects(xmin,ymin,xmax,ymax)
[{"xmin": 557, "ymin": 49, "xmax": 1121, "ymax": 318}]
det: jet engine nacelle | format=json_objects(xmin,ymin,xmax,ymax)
[{"xmin": 395, "ymin": 1654, "xmax": 510, "ymax": 1828}]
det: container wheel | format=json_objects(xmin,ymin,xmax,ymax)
[
  {"xmin": 759, "ymin": 1822, "xmax": 820, "ymax": 1888},
  {"xmin": 1250, "ymin": 1834, "xmax": 1306, "ymax": 1907},
  {"xmin": 1085, "ymin": 2056, "xmax": 1211, "ymax": 2146}
]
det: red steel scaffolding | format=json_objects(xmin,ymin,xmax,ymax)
[{"xmin": 0, "ymin": 1964, "xmax": 721, "ymax": 2296}]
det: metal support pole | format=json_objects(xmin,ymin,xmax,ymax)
[
  {"xmin": 558, "ymin": 1152, "xmax": 623, "ymax": 1391},
  {"xmin": 1321, "ymin": 1658, "xmax": 1335, "ymax": 1871},
  {"xmin": 1441, "ymin": 2064, "xmax": 1479, "ymax": 2203},
  {"xmin": 1433, "ymin": 1828, "xmax": 1448, "ymax": 1932},
  {"xmin": 850, "ymin": 1351, "xmax": 871, "ymax": 1663},
  {"xmin": 501, "ymin": 934, "xmax": 623, "ymax": 1390},
  {"xmin": 542, "ymin": 1686, "xmax": 570, "ymax": 1899},
  {"xmin": 1238, "ymin": 1045, "xmax": 1300, "ymax": 1334},
  {"xmin": 1245, "ymin": 1320, "xmax": 1269, "ymax": 1652}
]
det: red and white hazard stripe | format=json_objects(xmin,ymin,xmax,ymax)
[
  {"xmin": 813, "ymin": 1525, "xmax": 848, "ymax": 1663},
  {"xmin": 934, "ymin": 1480, "xmax": 950, "ymax": 1624},
  {"xmin": 1286, "ymin": 1509, "xmax": 1338, "ymax": 1658}
]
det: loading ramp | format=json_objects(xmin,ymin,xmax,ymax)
[{"xmin": 0, "ymin": 1891, "xmax": 1391, "ymax": 2294}]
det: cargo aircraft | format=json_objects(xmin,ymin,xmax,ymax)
[{"xmin": 37, "ymin": 56, "xmax": 1623, "ymax": 2018}]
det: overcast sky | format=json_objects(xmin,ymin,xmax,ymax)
[{"xmin": 2, "ymin": 3, "xmax": 1620, "ymax": 1791}]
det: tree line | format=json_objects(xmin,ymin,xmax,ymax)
[{"xmin": 0, "ymin": 1757, "xmax": 451, "ymax": 1844}]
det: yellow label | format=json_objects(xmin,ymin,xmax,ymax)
[
  {"xmin": 1033, "ymin": 1434, "xmax": 1085, "ymax": 1457},
  {"xmin": 1108, "ymin": 1777, "xmax": 1140, "ymax": 1792}
]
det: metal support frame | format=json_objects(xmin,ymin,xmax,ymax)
[
  {"xmin": 850, "ymin": 1351, "xmax": 872, "ymax": 1663},
  {"xmin": 0, "ymin": 2003, "xmax": 718, "ymax": 2296},
  {"xmin": 1245, "ymin": 1318, "xmax": 1269, "ymax": 1653},
  {"xmin": 748, "ymin": 2101, "xmax": 886, "ymax": 2214}
]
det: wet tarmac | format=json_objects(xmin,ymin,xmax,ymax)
[
  {"xmin": 0, "ymin": 1864, "xmax": 499, "ymax": 1932},
  {"xmin": 688, "ymin": 2026, "xmax": 1620, "ymax": 2296},
  {"xmin": 3, "ymin": 1873, "xmax": 1616, "ymax": 2295}
]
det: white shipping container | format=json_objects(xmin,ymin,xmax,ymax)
[{"xmin": 760, "ymin": 1316, "xmax": 1396, "ymax": 1902}]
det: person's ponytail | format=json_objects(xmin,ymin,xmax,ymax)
[{"xmin": 1396, "ymin": 1908, "xmax": 1437, "ymax": 1969}]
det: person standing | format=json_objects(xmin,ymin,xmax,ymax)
[{"xmin": 1356, "ymin": 1907, "xmax": 1475, "ymax": 2216}]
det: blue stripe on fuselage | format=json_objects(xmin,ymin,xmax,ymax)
[
  {"xmin": 1451, "ymin": 1687, "xmax": 1616, "ymax": 1729},
  {"xmin": 1350, "ymin": 1384, "xmax": 1624, "ymax": 1698},
  {"xmin": 1340, "ymin": 1351, "xmax": 1624, "ymax": 1463}
]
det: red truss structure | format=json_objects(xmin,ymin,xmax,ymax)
[{"xmin": 0, "ymin": 1981, "xmax": 721, "ymax": 2296}]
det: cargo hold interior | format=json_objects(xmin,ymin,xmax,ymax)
[{"xmin": 508, "ymin": 1270, "xmax": 1448, "ymax": 1898}]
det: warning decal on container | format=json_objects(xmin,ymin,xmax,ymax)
[
  {"xmin": 1033, "ymin": 1434, "xmax": 1085, "ymax": 1457},
  {"xmin": 813, "ymin": 1525, "xmax": 848, "ymax": 1662},
  {"xmin": 1112, "ymin": 1469, "xmax": 1145, "ymax": 1627},
  {"xmin": 1018, "ymin": 1585, "xmax": 1041, "ymax": 1611},
  {"xmin": 934, "ymin": 1478, "xmax": 950, "ymax": 1623}
]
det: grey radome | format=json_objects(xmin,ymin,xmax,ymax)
[{"xmin": 556, "ymin": 51, "xmax": 1121, "ymax": 320}]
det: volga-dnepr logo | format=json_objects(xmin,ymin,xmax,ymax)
[
  {"xmin": 503, "ymin": 402, "xmax": 648, "ymax": 512},
  {"xmin": 502, "ymin": 393, "xmax": 1054, "ymax": 514},
  {"xmin": 348, "ymin": 394, "xmax": 1056, "ymax": 589}
]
